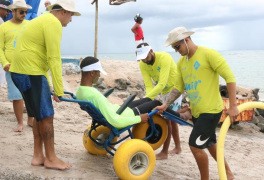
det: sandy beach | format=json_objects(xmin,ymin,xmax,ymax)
[{"xmin": 1, "ymin": 60, "xmax": 264, "ymax": 179}]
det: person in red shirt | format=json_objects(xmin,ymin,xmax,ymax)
[{"xmin": 131, "ymin": 13, "xmax": 144, "ymax": 46}]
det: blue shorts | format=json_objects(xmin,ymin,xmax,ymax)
[
  {"xmin": 189, "ymin": 112, "xmax": 222, "ymax": 149},
  {"xmin": 11, "ymin": 72, "xmax": 54, "ymax": 121},
  {"xmin": 5, "ymin": 72, "xmax": 23, "ymax": 101}
]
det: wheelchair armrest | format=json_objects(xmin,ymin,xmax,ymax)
[
  {"xmin": 116, "ymin": 93, "xmax": 137, "ymax": 115},
  {"xmin": 103, "ymin": 88, "xmax": 114, "ymax": 97}
]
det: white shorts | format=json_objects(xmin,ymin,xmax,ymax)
[{"xmin": 0, "ymin": 67, "xmax": 5, "ymax": 86}]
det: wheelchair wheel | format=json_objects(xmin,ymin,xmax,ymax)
[
  {"xmin": 82, "ymin": 125, "xmax": 117, "ymax": 155},
  {"xmin": 113, "ymin": 139, "xmax": 156, "ymax": 180},
  {"xmin": 132, "ymin": 115, "xmax": 168, "ymax": 150}
]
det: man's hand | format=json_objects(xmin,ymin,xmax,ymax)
[
  {"xmin": 140, "ymin": 113, "xmax": 149, "ymax": 123},
  {"xmin": 155, "ymin": 103, "xmax": 169, "ymax": 114},
  {"xmin": 226, "ymin": 105, "xmax": 239, "ymax": 123},
  {"xmin": 3, "ymin": 64, "xmax": 10, "ymax": 71}
]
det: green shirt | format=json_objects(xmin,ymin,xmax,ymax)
[
  {"xmin": 139, "ymin": 52, "xmax": 178, "ymax": 100},
  {"xmin": 174, "ymin": 46, "xmax": 236, "ymax": 118},
  {"xmin": 9, "ymin": 13, "xmax": 63, "ymax": 96},
  {"xmin": 76, "ymin": 86, "xmax": 141, "ymax": 129},
  {"xmin": 0, "ymin": 20, "xmax": 28, "ymax": 68}
]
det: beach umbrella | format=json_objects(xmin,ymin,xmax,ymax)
[{"xmin": 91, "ymin": 0, "xmax": 136, "ymax": 58}]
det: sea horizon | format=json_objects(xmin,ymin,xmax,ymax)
[{"xmin": 62, "ymin": 50, "xmax": 264, "ymax": 101}]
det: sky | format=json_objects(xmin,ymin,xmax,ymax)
[{"xmin": 38, "ymin": 0, "xmax": 264, "ymax": 55}]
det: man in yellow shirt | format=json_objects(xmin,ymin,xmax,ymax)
[
  {"xmin": 10, "ymin": 0, "xmax": 80, "ymax": 170},
  {"xmin": 0, "ymin": 0, "xmax": 33, "ymax": 132},
  {"xmin": 136, "ymin": 42, "xmax": 183, "ymax": 160},
  {"xmin": 157, "ymin": 26, "xmax": 239, "ymax": 179},
  {"xmin": 0, "ymin": 0, "xmax": 11, "ymax": 86}
]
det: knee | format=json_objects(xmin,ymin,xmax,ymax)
[{"xmin": 153, "ymin": 99, "xmax": 162, "ymax": 106}]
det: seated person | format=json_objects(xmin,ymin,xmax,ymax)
[{"xmin": 76, "ymin": 56, "xmax": 167, "ymax": 129}]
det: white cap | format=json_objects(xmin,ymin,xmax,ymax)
[
  {"xmin": 81, "ymin": 61, "xmax": 107, "ymax": 75},
  {"xmin": 135, "ymin": 43, "xmax": 152, "ymax": 61}
]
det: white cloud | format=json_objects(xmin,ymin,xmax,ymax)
[{"xmin": 38, "ymin": 0, "xmax": 264, "ymax": 55}]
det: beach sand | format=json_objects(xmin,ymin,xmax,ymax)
[{"xmin": 1, "ymin": 60, "xmax": 264, "ymax": 179}]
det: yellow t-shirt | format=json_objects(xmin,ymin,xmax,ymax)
[
  {"xmin": 139, "ymin": 52, "xmax": 178, "ymax": 100},
  {"xmin": 10, "ymin": 13, "xmax": 64, "ymax": 96},
  {"xmin": 174, "ymin": 46, "xmax": 236, "ymax": 118},
  {"xmin": 76, "ymin": 86, "xmax": 141, "ymax": 129},
  {"xmin": 0, "ymin": 20, "xmax": 28, "ymax": 68}
]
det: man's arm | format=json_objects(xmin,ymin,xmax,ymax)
[
  {"xmin": 139, "ymin": 63, "xmax": 154, "ymax": 98},
  {"xmin": 156, "ymin": 88, "xmax": 182, "ymax": 112},
  {"xmin": 226, "ymin": 82, "xmax": 239, "ymax": 122},
  {"xmin": 131, "ymin": 23, "xmax": 139, "ymax": 34},
  {"xmin": 0, "ymin": 26, "xmax": 9, "ymax": 71},
  {"xmin": 210, "ymin": 50, "xmax": 239, "ymax": 122},
  {"xmin": 145, "ymin": 55, "xmax": 172, "ymax": 99}
]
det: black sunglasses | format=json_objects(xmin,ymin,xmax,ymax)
[
  {"xmin": 172, "ymin": 40, "xmax": 184, "ymax": 51},
  {"xmin": 19, "ymin": 10, "xmax": 28, "ymax": 15}
]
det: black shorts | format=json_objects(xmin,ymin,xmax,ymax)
[
  {"xmin": 129, "ymin": 98, "xmax": 161, "ymax": 115},
  {"xmin": 128, "ymin": 98, "xmax": 180, "ymax": 117},
  {"xmin": 189, "ymin": 111, "xmax": 222, "ymax": 149}
]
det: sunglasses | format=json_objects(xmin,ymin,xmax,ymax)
[
  {"xmin": 19, "ymin": 10, "xmax": 28, "ymax": 15},
  {"xmin": 172, "ymin": 40, "xmax": 184, "ymax": 51}
]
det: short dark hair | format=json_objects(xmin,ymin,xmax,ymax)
[
  {"xmin": 51, "ymin": 5, "xmax": 62, "ymax": 10},
  {"xmin": 80, "ymin": 56, "xmax": 99, "ymax": 69},
  {"xmin": 135, "ymin": 16, "xmax": 143, "ymax": 23},
  {"xmin": 136, "ymin": 42, "xmax": 149, "ymax": 48}
]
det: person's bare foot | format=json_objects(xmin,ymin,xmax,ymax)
[
  {"xmin": 27, "ymin": 117, "xmax": 34, "ymax": 127},
  {"xmin": 44, "ymin": 157, "xmax": 71, "ymax": 170},
  {"xmin": 156, "ymin": 152, "xmax": 168, "ymax": 160},
  {"xmin": 13, "ymin": 124, "xmax": 23, "ymax": 132},
  {"xmin": 31, "ymin": 155, "xmax": 45, "ymax": 166},
  {"xmin": 168, "ymin": 147, "xmax": 182, "ymax": 155}
]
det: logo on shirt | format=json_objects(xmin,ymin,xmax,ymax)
[
  {"xmin": 195, "ymin": 135, "xmax": 209, "ymax": 146},
  {"xmin": 157, "ymin": 66, "xmax": 161, "ymax": 72},
  {"xmin": 194, "ymin": 61, "xmax": 200, "ymax": 70}
]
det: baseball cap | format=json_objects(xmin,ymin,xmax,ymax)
[{"xmin": 135, "ymin": 43, "xmax": 152, "ymax": 61}]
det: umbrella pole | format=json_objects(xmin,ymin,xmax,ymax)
[{"xmin": 94, "ymin": 0, "xmax": 98, "ymax": 58}]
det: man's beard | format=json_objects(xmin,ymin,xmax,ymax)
[{"xmin": 146, "ymin": 55, "xmax": 155, "ymax": 65}]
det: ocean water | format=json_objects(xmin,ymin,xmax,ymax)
[{"xmin": 64, "ymin": 50, "xmax": 264, "ymax": 100}]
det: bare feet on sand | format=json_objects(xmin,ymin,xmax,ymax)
[
  {"xmin": 156, "ymin": 147, "xmax": 182, "ymax": 160},
  {"xmin": 168, "ymin": 147, "xmax": 182, "ymax": 155},
  {"xmin": 13, "ymin": 124, "xmax": 23, "ymax": 132},
  {"xmin": 31, "ymin": 155, "xmax": 45, "ymax": 166},
  {"xmin": 156, "ymin": 152, "xmax": 168, "ymax": 160},
  {"xmin": 44, "ymin": 158, "xmax": 71, "ymax": 170}
]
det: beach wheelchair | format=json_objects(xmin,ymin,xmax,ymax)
[{"xmin": 60, "ymin": 89, "xmax": 193, "ymax": 179}]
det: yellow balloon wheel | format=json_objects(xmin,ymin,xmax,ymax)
[
  {"xmin": 217, "ymin": 102, "xmax": 264, "ymax": 180},
  {"xmin": 82, "ymin": 125, "xmax": 118, "ymax": 155},
  {"xmin": 132, "ymin": 115, "xmax": 168, "ymax": 150},
  {"xmin": 113, "ymin": 139, "xmax": 156, "ymax": 180}
]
